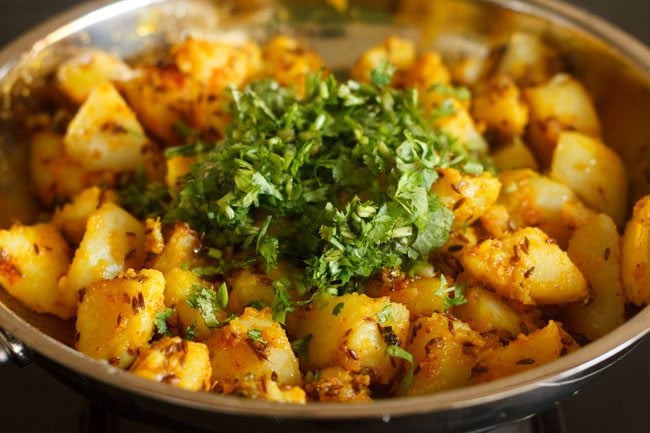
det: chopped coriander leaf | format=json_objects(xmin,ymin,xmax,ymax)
[
  {"xmin": 376, "ymin": 304, "xmax": 392, "ymax": 323},
  {"xmin": 291, "ymin": 333, "xmax": 313, "ymax": 359},
  {"xmin": 119, "ymin": 169, "xmax": 171, "ymax": 219},
  {"xmin": 272, "ymin": 278, "xmax": 294, "ymax": 324},
  {"xmin": 435, "ymin": 275, "xmax": 468, "ymax": 311},
  {"xmin": 371, "ymin": 59, "xmax": 396, "ymax": 86},
  {"xmin": 154, "ymin": 307, "xmax": 174, "ymax": 336},
  {"xmin": 185, "ymin": 323, "xmax": 198, "ymax": 341},
  {"xmin": 332, "ymin": 302, "xmax": 345, "ymax": 316},
  {"xmin": 247, "ymin": 329, "xmax": 268, "ymax": 345},
  {"xmin": 386, "ymin": 344, "xmax": 414, "ymax": 394},
  {"xmin": 186, "ymin": 282, "xmax": 230, "ymax": 328}
]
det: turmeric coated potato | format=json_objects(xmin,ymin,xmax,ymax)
[{"xmin": 621, "ymin": 196, "xmax": 650, "ymax": 305}]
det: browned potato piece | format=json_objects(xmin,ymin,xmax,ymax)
[
  {"xmin": 432, "ymin": 227, "xmax": 480, "ymax": 277},
  {"xmin": 453, "ymin": 286, "xmax": 540, "ymax": 341},
  {"xmin": 550, "ymin": 131, "xmax": 628, "ymax": 227},
  {"xmin": 130, "ymin": 336, "xmax": 212, "ymax": 391},
  {"xmin": 402, "ymin": 52, "xmax": 452, "ymax": 89},
  {"xmin": 0, "ymin": 223, "xmax": 74, "ymax": 319},
  {"xmin": 472, "ymin": 75, "xmax": 528, "ymax": 138},
  {"xmin": 461, "ymin": 227, "xmax": 588, "ymax": 305},
  {"xmin": 491, "ymin": 137, "xmax": 539, "ymax": 172},
  {"xmin": 287, "ymin": 293, "xmax": 409, "ymax": 385},
  {"xmin": 64, "ymin": 82, "xmax": 152, "ymax": 172},
  {"xmin": 497, "ymin": 169, "xmax": 579, "ymax": 248},
  {"xmin": 524, "ymin": 74, "xmax": 601, "ymax": 166},
  {"xmin": 621, "ymin": 196, "xmax": 650, "ymax": 305},
  {"xmin": 305, "ymin": 367, "xmax": 372, "ymax": 403},
  {"xmin": 51, "ymin": 186, "xmax": 116, "ymax": 245},
  {"xmin": 224, "ymin": 375, "xmax": 306, "ymax": 404},
  {"xmin": 406, "ymin": 313, "xmax": 485, "ymax": 395},
  {"xmin": 262, "ymin": 36, "xmax": 324, "ymax": 97},
  {"xmin": 431, "ymin": 168, "xmax": 501, "ymax": 231},
  {"xmin": 30, "ymin": 130, "xmax": 115, "ymax": 207},
  {"xmin": 350, "ymin": 36, "xmax": 416, "ymax": 85},
  {"xmin": 75, "ymin": 268, "xmax": 166, "ymax": 368},
  {"xmin": 562, "ymin": 214, "xmax": 625, "ymax": 340},
  {"xmin": 60, "ymin": 202, "xmax": 145, "ymax": 296},
  {"xmin": 56, "ymin": 50, "xmax": 132, "ymax": 104},
  {"xmin": 472, "ymin": 321, "xmax": 579, "ymax": 383},
  {"xmin": 205, "ymin": 307, "xmax": 304, "ymax": 401}
]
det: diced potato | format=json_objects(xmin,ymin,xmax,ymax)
[
  {"xmin": 162, "ymin": 267, "xmax": 226, "ymax": 341},
  {"xmin": 205, "ymin": 307, "xmax": 303, "ymax": 396},
  {"xmin": 478, "ymin": 204, "xmax": 513, "ymax": 239},
  {"xmin": 365, "ymin": 272, "xmax": 445, "ymax": 318},
  {"xmin": 75, "ymin": 268, "xmax": 166, "ymax": 368},
  {"xmin": 165, "ymin": 155, "xmax": 196, "ymax": 191},
  {"xmin": 130, "ymin": 336, "xmax": 212, "ymax": 391},
  {"xmin": 562, "ymin": 214, "xmax": 625, "ymax": 340},
  {"xmin": 287, "ymin": 293, "xmax": 409, "ymax": 385},
  {"xmin": 30, "ymin": 131, "xmax": 115, "ymax": 206},
  {"xmin": 304, "ymin": 367, "xmax": 372, "ymax": 402},
  {"xmin": 472, "ymin": 321, "xmax": 579, "ymax": 383},
  {"xmin": 402, "ymin": 52, "xmax": 452, "ymax": 89},
  {"xmin": 121, "ymin": 65, "xmax": 200, "ymax": 144},
  {"xmin": 60, "ymin": 202, "xmax": 145, "ymax": 295},
  {"xmin": 150, "ymin": 223, "xmax": 203, "ymax": 273},
  {"xmin": 431, "ymin": 226, "xmax": 480, "ymax": 277},
  {"xmin": 550, "ymin": 131, "xmax": 628, "ymax": 226},
  {"xmin": 0, "ymin": 223, "xmax": 74, "ymax": 319},
  {"xmin": 406, "ymin": 313, "xmax": 485, "ymax": 395},
  {"xmin": 174, "ymin": 38, "xmax": 261, "ymax": 93},
  {"xmin": 621, "ymin": 196, "xmax": 650, "ymax": 305},
  {"xmin": 190, "ymin": 93, "xmax": 232, "ymax": 141},
  {"xmin": 223, "ymin": 375, "xmax": 306, "ymax": 404},
  {"xmin": 427, "ymin": 97, "xmax": 488, "ymax": 154},
  {"xmin": 524, "ymin": 74, "xmax": 601, "ymax": 166},
  {"xmin": 431, "ymin": 168, "xmax": 501, "ymax": 231},
  {"xmin": 262, "ymin": 36, "xmax": 324, "ymax": 96},
  {"xmin": 497, "ymin": 169, "xmax": 579, "ymax": 247},
  {"xmin": 56, "ymin": 50, "xmax": 132, "ymax": 104},
  {"xmin": 51, "ymin": 186, "xmax": 117, "ymax": 245},
  {"xmin": 461, "ymin": 227, "xmax": 588, "ymax": 305},
  {"xmin": 453, "ymin": 286, "xmax": 540, "ymax": 341},
  {"xmin": 472, "ymin": 75, "xmax": 528, "ymax": 138},
  {"xmin": 491, "ymin": 137, "xmax": 539, "ymax": 172},
  {"xmin": 350, "ymin": 36, "xmax": 416, "ymax": 85},
  {"xmin": 497, "ymin": 32, "xmax": 559, "ymax": 86},
  {"xmin": 560, "ymin": 200, "xmax": 599, "ymax": 234},
  {"xmin": 144, "ymin": 218, "xmax": 164, "ymax": 255},
  {"xmin": 227, "ymin": 267, "xmax": 275, "ymax": 315},
  {"xmin": 64, "ymin": 82, "xmax": 152, "ymax": 172}
]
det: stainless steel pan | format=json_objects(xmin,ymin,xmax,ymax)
[{"xmin": 0, "ymin": 1, "xmax": 648, "ymax": 431}]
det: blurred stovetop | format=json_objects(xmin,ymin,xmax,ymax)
[{"xmin": 0, "ymin": 1, "xmax": 649, "ymax": 432}]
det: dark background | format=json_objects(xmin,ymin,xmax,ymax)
[{"xmin": 0, "ymin": 1, "xmax": 648, "ymax": 432}]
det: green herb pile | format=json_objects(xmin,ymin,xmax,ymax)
[{"xmin": 121, "ymin": 65, "xmax": 483, "ymax": 301}]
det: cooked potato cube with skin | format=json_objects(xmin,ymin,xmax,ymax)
[
  {"xmin": 497, "ymin": 169, "xmax": 579, "ymax": 248},
  {"xmin": 163, "ymin": 268, "xmax": 224, "ymax": 341},
  {"xmin": 472, "ymin": 321, "xmax": 579, "ymax": 384},
  {"xmin": 561, "ymin": 214, "xmax": 625, "ymax": 340},
  {"xmin": 462, "ymin": 227, "xmax": 588, "ymax": 305},
  {"xmin": 305, "ymin": 367, "xmax": 372, "ymax": 402},
  {"xmin": 453, "ymin": 286, "xmax": 540, "ymax": 341},
  {"xmin": 472, "ymin": 75, "xmax": 529, "ymax": 138},
  {"xmin": 60, "ymin": 202, "xmax": 145, "ymax": 296},
  {"xmin": 287, "ymin": 293, "xmax": 409, "ymax": 385},
  {"xmin": 524, "ymin": 74, "xmax": 601, "ymax": 166},
  {"xmin": 350, "ymin": 36, "xmax": 416, "ymax": 85},
  {"xmin": 491, "ymin": 137, "xmax": 539, "ymax": 172},
  {"xmin": 76, "ymin": 268, "xmax": 166, "ymax": 368},
  {"xmin": 406, "ymin": 313, "xmax": 485, "ymax": 395},
  {"xmin": 621, "ymin": 196, "xmax": 650, "ymax": 305},
  {"xmin": 121, "ymin": 65, "xmax": 200, "ymax": 144},
  {"xmin": 30, "ymin": 131, "xmax": 115, "ymax": 206},
  {"xmin": 174, "ymin": 38, "xmax": 261, "ymax": 93},
  {"xmin": 56, "ymin": 50, "xmax": 133, "ymax": 104},
  {"xmin": 64, "ymin": 82, "xmax": 152, "ymax": 172},
  {"xmin": 550, "ymin": 131, "xmax": 628, "ymax": 227},
  {"xmin": 150, "ymin": 223, "xmax": 203, "ymax": 273},
  {"xmin": 497, "ymin": 32, "xmax": 559, "ymax": 86},
  {"xmin": 0, "ymin": 223, "xmax": 74, "ymax": 319},
  {"xmin": 262, "ymin": 36, "xmax": 324, "ymax": 97},
  {"xmin": 205, "ymin": 307, "xmax": 302, "ymax": 395},
  {"xmin": 51, "ymin": 187, "xmax": 117, "ymax": 245},
  {"xmin": 130, "ymin": 336, "xmax": 212, "ymax": 391},
  {"xmin": 431, "ymin": 168, "xmax": 501, "ymax": 231}
]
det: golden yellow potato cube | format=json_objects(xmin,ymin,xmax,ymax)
[
  {"xmin": 497, "ymin": 32, "xmax": 559, "ymax": 86},
  {"xmin": 621, "ymin": 196, "xmax": 650, "ymax": 305},
  {"xmin": 472, "ymin": 75, "xmax": 529, "ymax": 138},
  {"xmin": 304, "ymin": 367, "xmax": 372, "ymax": 402},
  {"xmin": 349, "ymin": 36, "xmax": 416, "ymax": 85},
  {"xmin": 262, "ymin": 36, "xmax": 324, "ymax": 96},
  {"xmin": 491, "ymin": 137, "xmax": 539, "ymax": 172}
]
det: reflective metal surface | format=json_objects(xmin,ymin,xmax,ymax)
[{"xmin": 0, "ymin": 0, "xmax": 648, "ymax": 430}]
